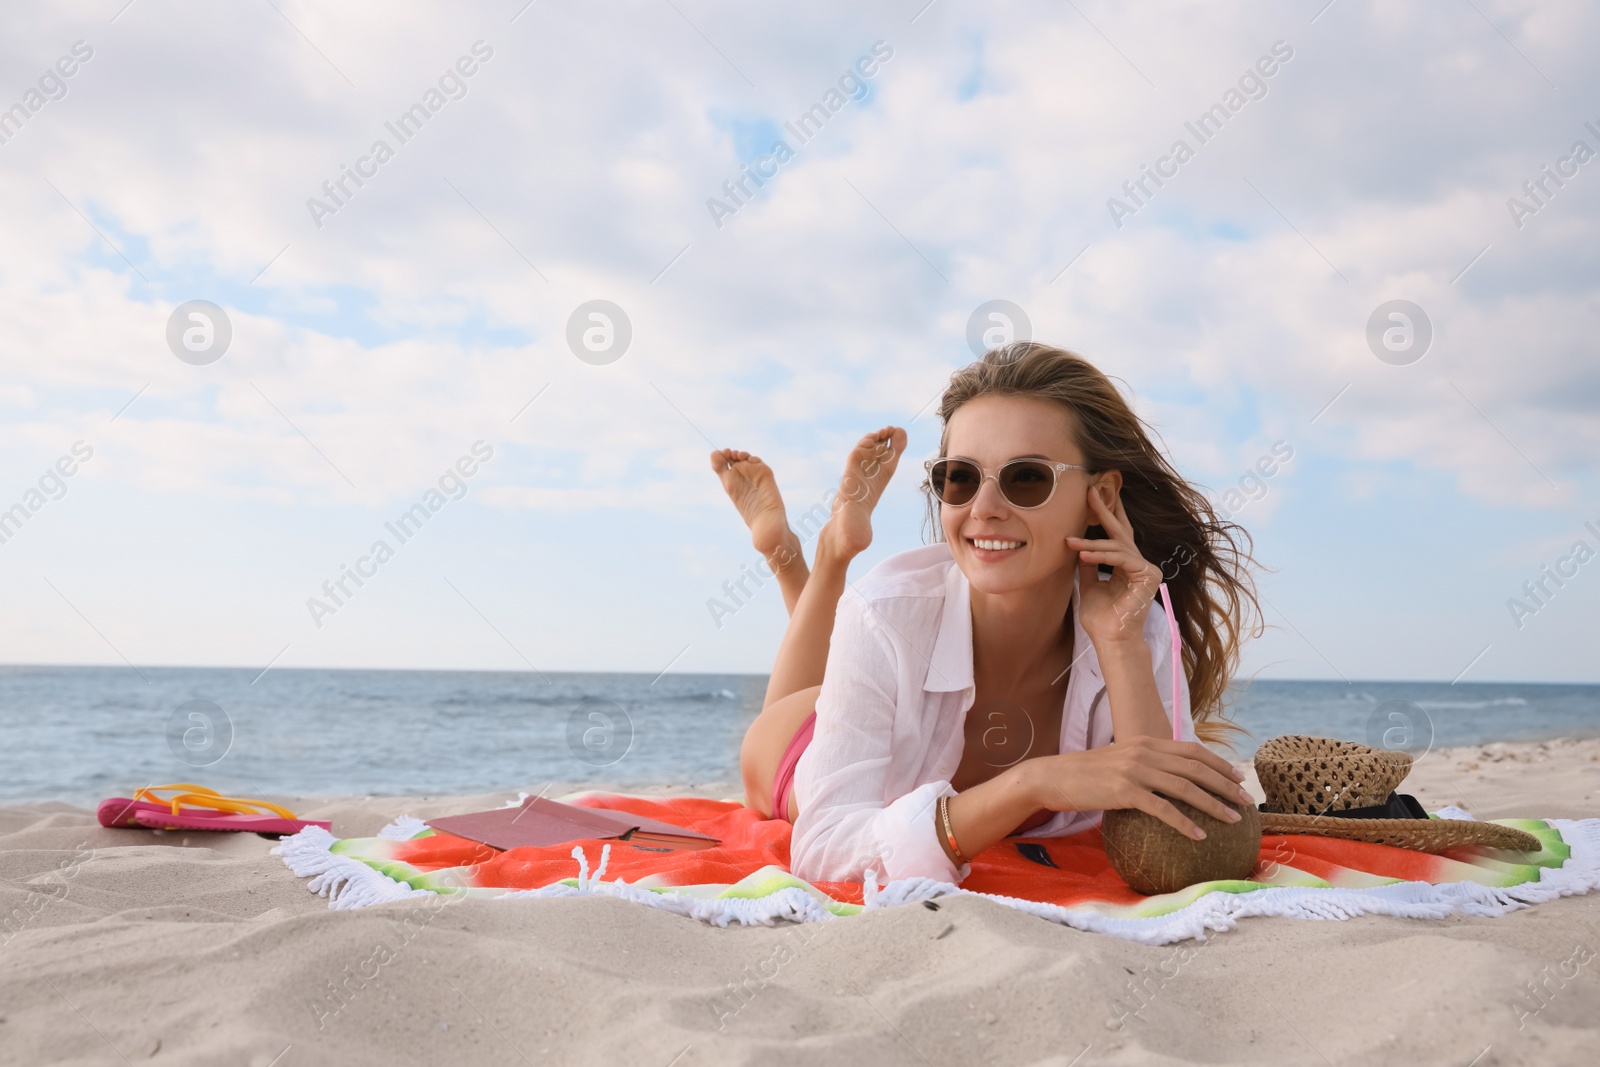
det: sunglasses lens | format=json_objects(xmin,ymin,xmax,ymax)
[
  {"xmin": 998, "ymin": 461, "xmax": 1056, "ymax": 508},
  {"xmin": 930, "ymin": 459, "xmax": 981, "ymax": 505}
]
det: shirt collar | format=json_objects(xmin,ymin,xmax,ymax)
[
  {"xmin": 924, "ymin": 559, "xmax": 973, "ymax": 692},
  {"xmin": 923, "ymin": 553, "xmax": 1103, "ymax": 693}
]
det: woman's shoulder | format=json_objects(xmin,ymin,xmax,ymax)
[{"xmin": 849, "ymin": 542, "xmax": 957, "ymax": 604}]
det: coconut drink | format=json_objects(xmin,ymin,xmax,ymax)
[
  {"xmin": 1101, "ymin": 796, "xmax": 1262, "ymax": 896},
  {"xmin": 1095, "ymin": 580, "xmax": 1264, "ymax": 895}
]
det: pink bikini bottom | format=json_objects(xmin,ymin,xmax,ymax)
[{"xmin": 769, "ymin": 710, "xmax": 817, "ymax": 823}]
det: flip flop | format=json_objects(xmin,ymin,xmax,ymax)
[{"xmin": 97, "ymin": 783, "xmax": 330, "ymax": 837}]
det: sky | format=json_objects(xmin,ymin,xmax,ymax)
[{"xmin": 1, "ymin": 0, "xmax": 1597, "ymax": 685}]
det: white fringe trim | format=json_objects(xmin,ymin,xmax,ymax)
[
  {"xmin": 377, "ymin": 815, "xmax": 429, "ymax": 840},
  {"xmin": 493, "ymin": 842, "xmax": 843, "ymax": 927},
  {"xmin": 854, "ymin": 834, "xmax": 1600, "ymax": 945},
  {"xmin": 272, "ymin": 815, "xmax": 1600, "ymax": 942},
  {"xmin": 270, "ymin": 826, "xmax": 438, "ymax": 910}
]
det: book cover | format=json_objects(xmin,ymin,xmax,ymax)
[{"xmin": 426, "ymin": 796, "xmax": 719, "ymax": 852}]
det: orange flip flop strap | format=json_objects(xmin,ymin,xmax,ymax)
[
  {"xmin": 131, "ymin": 783, "xmax": 222, "ymax": 813},
  {"xmin": 132, "ymin": 784, "xmax": 299, "ymax": 821}
]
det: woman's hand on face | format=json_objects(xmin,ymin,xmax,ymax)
[
  {"xmin": 1024, "ymin": 736, "xmax": 1252, "ymax": 839},
  {"xmin": 1066, "ymin": 487, "xmax": 1163, "ymax": 649}
]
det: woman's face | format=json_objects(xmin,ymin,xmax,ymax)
[{"xmin": 938, "ymin": 394, "xmax": 1115, "ymax": 596}]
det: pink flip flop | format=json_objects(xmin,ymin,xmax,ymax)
[
  {"xmin": 97, "ymin": 784, "xmax": 330, "ymax": 837},
  {"xmin": 129, "ymin": 808, "xmax": 327, "ymax": 834}
]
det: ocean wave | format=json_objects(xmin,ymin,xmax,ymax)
[
  {"xmin": 434, "ymin": 693, "xmax": 608, "ymax": 709},
  {"xmin": 661, "ymin": 689, "xmax": 741, "ymax": 702},
  {"xmin": 1413, "ymin": 697, "xmax": 1530, "ymax": 710}
]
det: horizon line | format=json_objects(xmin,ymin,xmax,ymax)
[{"xmin": 0, "ymin": 660, "xmax": 1594, "ymax": 688}]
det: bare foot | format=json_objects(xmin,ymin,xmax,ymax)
[
  {"xmin": 710, "ymin": 448, "xmax": 803, "ymax": 568},
  {"xmin": 819, "ymin": 426, "xmax": 907, "ymax": 560}
]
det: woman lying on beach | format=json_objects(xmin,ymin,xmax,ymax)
[{"xmin": 712, "ymin": 341, "xmax": 1260, "ymax": 885}]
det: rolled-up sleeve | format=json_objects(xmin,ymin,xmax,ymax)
[{"xmin": 789, "ymin": 590, "xmax": 969, "ymax": 885}]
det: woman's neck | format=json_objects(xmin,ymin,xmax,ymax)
[{"xmin": 968, "ymin": 568, "xmax": 1076, "ymax": 689}]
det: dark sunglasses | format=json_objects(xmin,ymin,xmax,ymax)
[{"xmin": 924, "ymin": 456, "xmax": 1093, "ymax": 509}]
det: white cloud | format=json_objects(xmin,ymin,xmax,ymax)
[{"xmin": 0, "ymin": 0, "xmax": 1596, "ymax": 676}]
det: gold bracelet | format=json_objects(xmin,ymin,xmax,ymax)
[{"xmin": 939, "ymin": 794, "xmax": 967, "ymax": 865}]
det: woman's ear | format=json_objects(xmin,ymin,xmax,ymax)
[{"xmin": 1094, "ymin": 470, "xmax": 1123, "ymax": 509}]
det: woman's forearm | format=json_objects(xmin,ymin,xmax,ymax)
[
  {"xmin": 1096, "ymin": 638, "xmax": 1174, "ymax": 741},
  {"xmin": 933, "ymin": 761, "xmax": 1050, "ymax": 868}
]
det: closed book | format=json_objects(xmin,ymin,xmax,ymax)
[{"xmin": 426, "ymin": 795, "xmax": 719, "ymax": 852}]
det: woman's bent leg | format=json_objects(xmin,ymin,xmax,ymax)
[
  {"xmin": 759, "ymin": 426, "xmax": 906, "ymax": 708},
  {"xmin": 759, "ymin": 538, "xmax": 853, "ymax": 708},
  {"xmin": 710, "ymin": 449, "xmax": 809, "ymax": 615},
  {"xmin": 738, "ymin": 427, "xmax": 906, "ymax": 818}
]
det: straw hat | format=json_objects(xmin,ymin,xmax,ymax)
[{"xmin": 1254, "ymin": 735, "xmax": 1542, "ymax": 854}]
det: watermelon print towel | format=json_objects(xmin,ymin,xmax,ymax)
[{"xmin": 272, "ymin": 791, "xmax": 1600, "ymax": 945}]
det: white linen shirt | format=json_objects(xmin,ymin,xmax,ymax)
[{"xmin": 789, "ymin": 541, "xmax": 1196, "ymax": 885}]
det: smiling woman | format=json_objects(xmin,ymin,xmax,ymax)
[{"xmin": 715, "ymin": 342, "xmax": 1263, "ymax": 885}]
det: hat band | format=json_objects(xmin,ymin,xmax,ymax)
[{"xmin": 1261, "ymin": 792, "xmax": 1427, "ymax": 821}]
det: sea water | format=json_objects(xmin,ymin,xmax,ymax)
[{"xmin": 0, "ymin": 666, "xmax": 1595, "ymax": 805}]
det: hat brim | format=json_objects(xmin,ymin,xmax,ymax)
[{"xmin": 1260, "ymin": 812, "xmax": 1542, "ymax": 855}]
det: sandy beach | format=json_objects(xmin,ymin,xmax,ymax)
[{"xmin": 4, "ymin": 738, "xmax": 1598, "ymax": 1066}]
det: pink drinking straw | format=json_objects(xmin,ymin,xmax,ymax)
[{"xmin": 1158, "ymin": 582, "xmax": 1183, "ymax": 742}]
